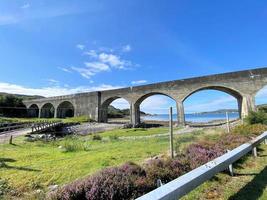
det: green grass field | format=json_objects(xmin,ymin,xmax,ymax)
[
  {"xmin": 1, "ymin": 127, "xmax": 267, "ymax": 199},
  {"xmin": 0, "ymin": 127, "xmax": 212, "ymax": 199},
  {"xmin": 0, "ymin": 115, "xmax": 93, "ymax": 124}
]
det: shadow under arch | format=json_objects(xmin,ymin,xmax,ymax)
[
  {"xmin": 40, "ymin": 103, "xmax": 55, "ymax": 118},
  {"xmin": 28, "ymin": 104, "xmax": 39, "ymax": 118},
  {"xmin": 100, "ymin": 96, "xmax": 131, "ymax": 123},
  {"xmin": 56, "ymin": 101, "xmax": 74, "ymax": 118},
  {"xmin": 182, "ymin": 86, "xmax": 243, "ymax": 119}
]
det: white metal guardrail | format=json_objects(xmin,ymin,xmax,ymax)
[{"xmin": 136, "ymin": 131, "xmax": 267, "ymax": 200}]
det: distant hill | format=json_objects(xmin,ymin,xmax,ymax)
[
  {"xmin": 194, "ymin": 105, "xmax": 267, "ymax": 115},
  {"xmin": 0, "ymin": 92, "xmax": 44, "ymax": 100},
  {"xmin": 108, "ymin": 105, "xmax": 148, "ymax": 118},
  {"xmin": 194, "ymin": 109, "xmax": 239, "ymax": 115},
  {"xmin": 258, "ymin": 104, "xmax": 267, "ymax": 112}
]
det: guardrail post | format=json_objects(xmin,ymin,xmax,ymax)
[
  {"xmin": 157, "ymin": 179, "xmax": 163, "ymax": 188},
  {"xmin": 228, "ymin": 164, "xmax": 234, "ymax": 176},
  {"xmin": 252, "ymin": 147, "xmax": 257, "ymax": 157},
  {"xmin": 226, "ymin": 150, "xmax": 234, "ymax": 176}
]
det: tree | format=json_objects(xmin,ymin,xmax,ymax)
[{"xmin": 0, "ymin": 95, "xmax": 27, "ymax": 117}]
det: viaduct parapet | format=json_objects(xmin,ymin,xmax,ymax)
[{"xmin": 23, "ymin": 68, "xmax": 267, "ymax": 126}]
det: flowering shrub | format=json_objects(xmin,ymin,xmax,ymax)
[
  {"xmin": 217, "ymin": 134, "xmax": 248, "ymax": 150},
  {"xmin": 184, "ymin": 141, "xmax": 225, "ymax": 169},
  {"xmin": 48, "ymin": 162, "xmax": 149, "ymax": 200},
  {"xmin": 48, "ymin": 179, "xmax": 90, "ymax": 200},
  {"xmin": 232, "ymin": 124, "xmax": 267, "ymax": 136},
  {"xmin": 49, "ymin": 124, "xmax": 267, "ymax": 200},
  {"xmin": 145, "ymin": 158, "xmax": 190, "ymax": 186}
]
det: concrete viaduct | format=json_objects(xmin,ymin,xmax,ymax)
[{"xmin": 23, "ymin": 68, "xmax": 267, "ymax": 126}]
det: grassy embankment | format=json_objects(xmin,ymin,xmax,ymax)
[
  {"xmin": 1, "ymin": 124, "xmax": 267, "ymax": 199},
  {"xmin": 1, "ymin": 127, "xmax": 217, "ymax": 199}
]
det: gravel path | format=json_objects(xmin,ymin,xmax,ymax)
[
  {"xmin": 67, "ymin": 122, "xmax": 124, "ymax": 135},
  {"xmin": 119, "ymin": 126, "xmax": 203, "ymax": 140}
]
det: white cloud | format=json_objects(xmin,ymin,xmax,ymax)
[
  {"xmin": 71, "ymin": 67, "xmax": 94, "ymax": 79},
  {"xmin": 21, "ymin": 3, "xmax": 30, "ymax": 9},
  {"xmin": 84, "ymin": 50, "xmax": 98, "ymax": 58},
  {"xmin": 58, "ymin": 67, "xmax": 72, "ymax": 73},
  {"xmin": 122, "ymin": 45, "xmax": 131, "ymax": 52},
  {"xmin": 98, "ymin": 46, "xmax": 114, "ymax": 52},
  {"xmin": 255, "ymin": 85, "xmax": 267, "ymax": 105},
  {"xmin": 111, "ymin": 98, "xmax": 130, "ymax": 109},
  {"xmin": 75, "ymin": 47, "xmax": 135, "ymax": 79},
  {"xmin": 72, "ymin": 62, "xmax": 110, "ymax": 79},
  {"xmin": 76, "ymin": 44, "xmax": 85, "ymax": 50},
  {"xmin": 140, "ymin": 95, "xmax": 176, "ymax": 114},
  {"xmin": 185, "ymin": 96, "xmax": 237, "ymax": 113},
  {"xmin": 98, "ymin": 53, "xmax": 128, "ymax": 69},
  {"xmin": 47, "ymin": 79, "xmax": 59, "ymax": 84},
  {"xmin": 131, "ymin": 80, "xmax": 147, "ymax": 85},
  {"xmin": 85, "ymin": 62, "xmax": 110, "ymax": 71},
  {"xmin": 256, "ymin": 85, "xmax": 267, "ymax": 98},
  {"xmin": 0, "ymin": 82, "xmax": 123, "ymax": 97}
]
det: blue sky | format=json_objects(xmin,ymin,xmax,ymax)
[{"xmin": 0, "ymin": 0, "xmax": 267, "ymax": 113}]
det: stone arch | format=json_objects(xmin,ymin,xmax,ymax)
[
  {"xmin": 40, "ymin": 103, "xmax": 55, "ymax": 118},
  {"xmin": 182, "ymin": 85, "xmax": 243, "ymax": 118},
  {"xmin": 28, "ymin": 104, "xmax": 39, "ymax": 118},
  {"xmin": 133, "ymin": 92, "xmax": 177, "ymax": 125},
  {"xmin": 100, "ymin": 96, "xmax": 131, "ymax": 123},
  {"xmin": 182, "ymin": 85, "xmax": 243, "ymax": 102},
  {"xmin": 56, "ymin": 101, "xmax": 74, "ymax": 118},
  {"xmin": 135, "ymin": 92, "xmax": 176, "ymax": 106}
]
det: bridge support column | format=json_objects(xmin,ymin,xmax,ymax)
[
  {"xmin": 54, "ymin": 108, "xmax": 57, "ymax": 118},
  {"xmin": 241, "ymin": 94, "xmax": 256, "ymax": 118},
  {"xmin": 38, "ymin": 109, "xmax": 41, "ymax": 118},
  {"xmin": 98, "ymin": 107, "xmax": 108, "ymax": 123},
  {"xmin": 237, "ymin": 97, "xmax": 242, "ymax": 119},
  {"xmin": 176, "ymin": 101, "xmax": 185, "ymax": 126},
  {"xmin": 130, "ymin": 103, "xmax": 140, "ymax": 127}
]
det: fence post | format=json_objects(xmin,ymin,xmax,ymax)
[
  {"xmin": 226, "ymin": 112, "xmax": 230, "ymax": 133},
  {"xmin": 169, "ymin": 107, "xmax": 174, "ymax": 159},
  {"xmin": 252, "ymin": 147, "xmax": 257, "ymax": 157},
  {"xmin": 264, "ymin": 139, "xmax": 267, "ymax": 145},
  {"xmin": 9, "ymin": 135, "xmax": 13, "ymax": 145}
]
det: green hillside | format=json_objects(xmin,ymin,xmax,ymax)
[
  {"xmin": 108, "ymin": 105, "xmax": 147, "ymax": 118},
  {"xmin": 0, "ymin": 92, "xmax": 43, "ymax": 100}
]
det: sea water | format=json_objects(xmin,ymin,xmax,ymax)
[{"xmin": 141, "ymin": 112, "xmax": 239, "ymax": 123}]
